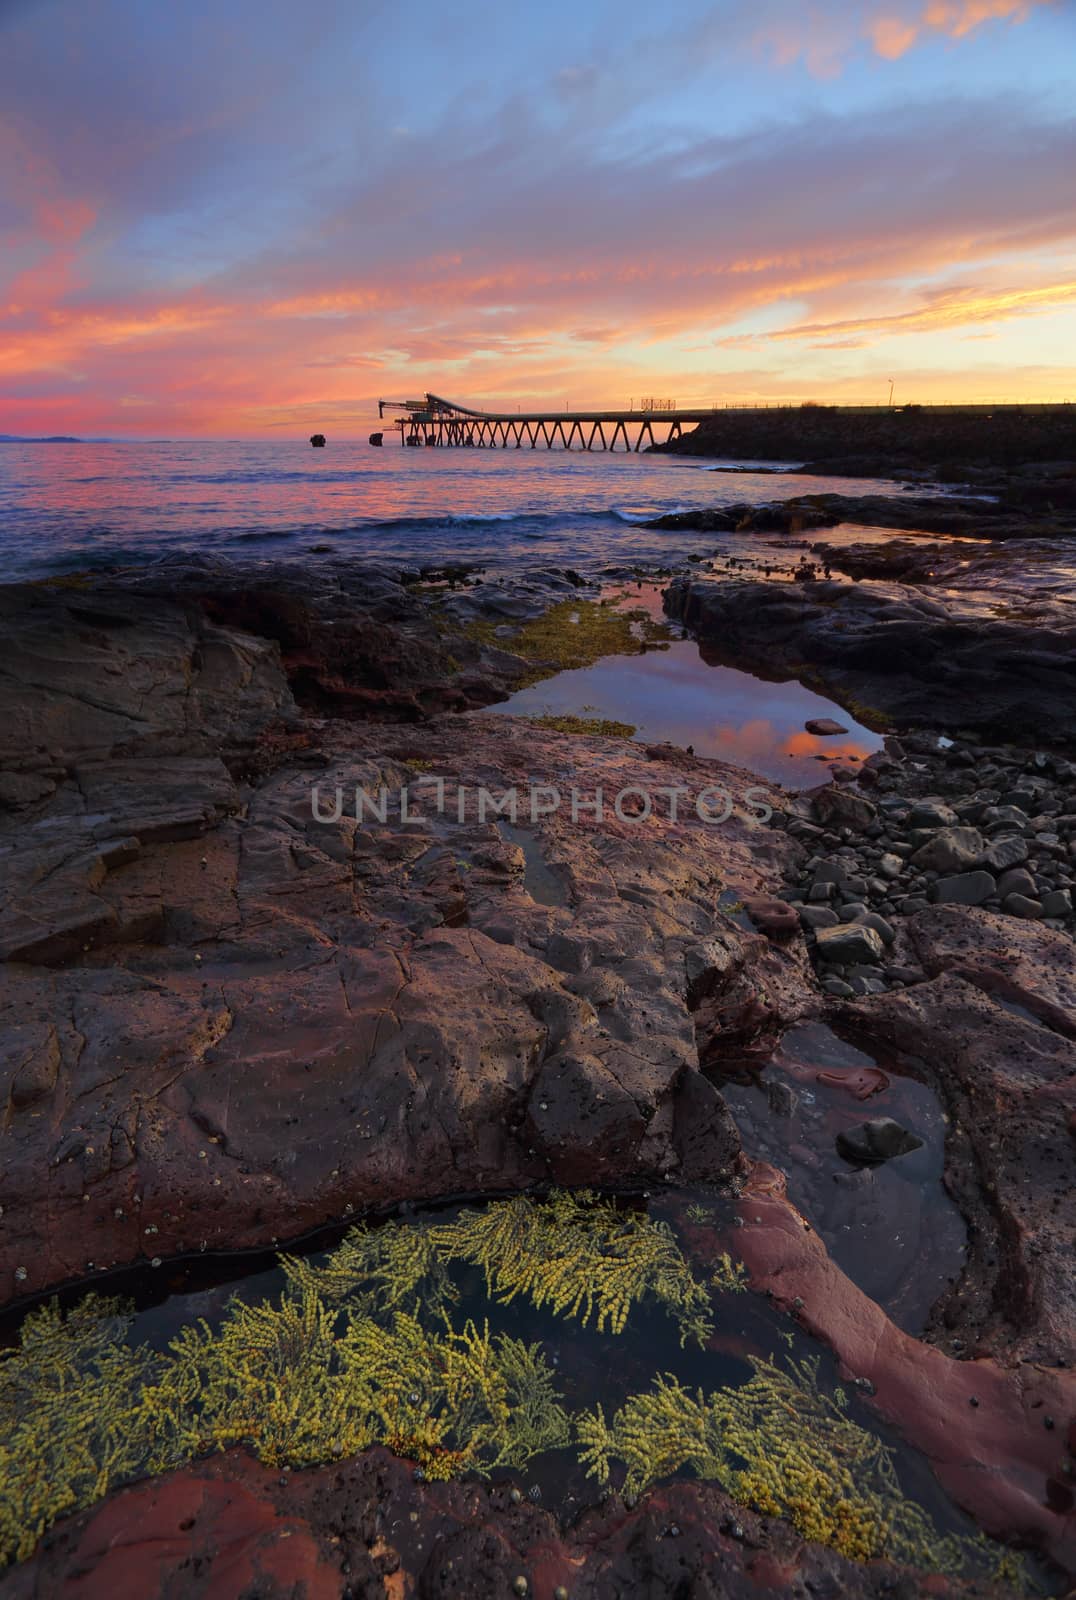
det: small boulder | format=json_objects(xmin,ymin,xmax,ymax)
[
  {"xmin": 932, "ymin": 870, "xmax": 996, "ymax": 906},
  {"xmin": 814, "ymin": 923, "xmax": 885, "ymax": 965},
  {"xmin": 837, "ymin": 1117, "xmax": 924, "ymax": 1166},
  {"xmin": 1002, "ymin": 893, "xmax": 1042, "ymax": 919},
  {"xmin": 813, "ymin": 785, "xmax": 876, "ymax": 833},
  {"xmin": 1040, "ymin": 888, "xmax": 1072, "ymax": 918},
  {"xmin": 911, "ymin": 826, "xmax": 984, "ymax": 874},
  {"xmin": 982, "ymin": 835, "xmax": 1029, "ymax": 873},
  {"xmin": 853, "ymin": 910, "xmax": 896, "ymax": 945},
  {"xmin": 997, "ymin": 866, "xmax": 1037, "ymax": 899},
  {"xmin": 799, "ymin": 905, "xmax": 839, "ymax": 929},
  {"xmin": 806, "ymin": 717, "xmax": 849, "ymax": 736},
  {"xmin": 907, "ymin": 800, "xmax": 957, "ymax": 829}
]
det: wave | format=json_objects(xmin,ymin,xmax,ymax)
[
  {"xmin": 217, "ymin": 506, "xmax": 701, "ymax": 542},
  {"xmin": 337, "ymin": 507, "xmax": 674, "ymax": 534},
  {"xmin": 611, "ymin": 504, "xmax": 685, "ymax": 525}
]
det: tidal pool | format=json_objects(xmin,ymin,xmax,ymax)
[
  {"xmin": 716, "ymin": 1022, "xmax": 967, "ymax": 1334},
  {"xmin": 486, "ymin": 585, "xmax": 884, "ymax": 788},
  {"xmin": 0, "ymin": 1189, "xmax": 1028, "ymax": 1586},
  {"xmin": 490, "ymin": 642, "xmax": 884, "ymax": 788}
]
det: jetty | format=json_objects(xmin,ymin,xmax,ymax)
[{"xmin": 376, "ymin": 392, "xmax": 715, "ymax": 450}]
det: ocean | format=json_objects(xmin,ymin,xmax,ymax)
[{"xmin": 0, "ymin": 436, "xmax": 914, "ymax": 582}]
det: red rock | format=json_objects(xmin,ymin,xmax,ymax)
[
  {"xmin": 55, "ymin": 1469, "xmax": 338, "ymax": 1599},
  {"xmin": 742, "ymin": 896, "xmax": 800, "ymax": 940},
  {"xmin": 4, "ymin": 1447, "xmax": 1016, "ymax": 1600},
  {"xmin": 815, "ymin": 1065, "xmax": 890, "ymax": 1100},
  {"xmin": 723, "ymin": 1161, "xmax": 1076, "ymax": 1573},
  {"xmin": 0, "ymin": 711, "xmax": 816, "ymax": 1301}
]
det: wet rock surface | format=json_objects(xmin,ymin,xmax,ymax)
[
  {"xmin": 3, "ymin": 555, "xmax": 1076, "ymax": 1592},
  {"xmin": 2, "ymin": 1447, "xmax": 1019, "ymax": 1600},
  {"xmin": 0, "ymin": 573, "xmax": 813, "ymax": 1299},
  {"xmin": 648, "ymin": 489, "xmax": 1076, "ymax": 543},
  {"xmin": 665, "ymin": 561, "xmax": 1076, "ymax": 743},
  {"xmin": 767, "ymin": 734, "xmax": 1076, "ymax": 1368},
  {"xmin": 731, "ymin": 1161, "xmax": 1076, "ymax": 1578}
]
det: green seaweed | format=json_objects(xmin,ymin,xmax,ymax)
[
  {"xmin": 461, "ymin": 597, "xmax": 671, "ymax": 688},
  {"xmin": 522, "ymin": 713, "xmax": 637, "ymax": 738}
]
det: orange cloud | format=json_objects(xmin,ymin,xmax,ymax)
[
  {"xmin": 725, "ymin": 276, "xmax": 1076, "ymax": 346},
  {"xmin": 922, "ymin": 0, "xmax": 1042, "ymax": 39},
  {"xmin": 764, "ymin": 0, "xmax": 1053, "ymax": 71},
  {"xmin": 869, "ymin": 16, "xmax": 922, "ymax": 56},
  {"xmin": 874, "ymin": 0, "xmax": 1049, "ymax": 58}
]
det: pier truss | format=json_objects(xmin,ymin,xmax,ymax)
[{"xmin": 376, "ymin": 393, "xmax": 715, "ymax": 450}]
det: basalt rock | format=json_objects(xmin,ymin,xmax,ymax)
[
  {"xmin": 2, "ymin": 1445, "xmax": 1018, "ymax": 1600},
  {"xmin": 665, "ymin": 569, "xmax": 1076, "ymax": 744},
  {"xmin": 650, "ymin": 403, "xmax": 1076, "ymax": 484},
  {"xmin": 0, "ymin": 709, "xmax": 816, "ymax": 1302},
  {"xmin": 835, "ymin": 908, "xmax": 1076, "ymax": 1364},
  {"xmin": 836, "ymin": 1116, "xmax": 924, "ymax": 1165}
]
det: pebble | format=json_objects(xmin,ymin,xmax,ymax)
[
  {"xmin": 799, "ymin": 904, "xmax": 838, "ymax": 929},
  {"xmin": 814, "ymin": 923, "xmax": 885, "ymax": 964},
  {"xmin": 1002, "ymin": 892, "xmax": 1043, "ymax": 919},
  {"xmin": 932, "ymin": 869, "xmax": 996, "ymax": 906},
  {"xmin": 997, "ymin": 866, "xmax": 1037, "ymax": 898}
]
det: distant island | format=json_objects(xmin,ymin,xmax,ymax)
[{"xmin": 0, "ymin": 433, "xmax": 83, "ymax": 443}]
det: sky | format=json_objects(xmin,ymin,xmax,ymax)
[{"xmin": 1, "ymin": 0, "xmax": 1075, "ymax": 437}]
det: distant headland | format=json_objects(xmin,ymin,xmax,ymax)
[{"xmin": 0, "ymin": 433, "xmax": 83, "ymax": 443}]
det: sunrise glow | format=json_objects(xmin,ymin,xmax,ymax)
[{"xmin": 2, "ymin": 0, "xmax": 1074, "ymax": 437}]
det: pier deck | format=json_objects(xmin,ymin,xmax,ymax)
[{"xmin": 376, "ymin": 393, "xmax": 714, "ymax": 450}]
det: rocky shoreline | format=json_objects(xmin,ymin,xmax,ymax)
[
  {"xmin": 664, "ymin": 537, "xmax": 1076, "ymax": 744},
  {"xmin": 1, "ymin": 541, "xmax": 1074, "ymax": 1595},
  {"xmin": 651, "ymin": 403, "xmax": 1076, "ymax": 493}
]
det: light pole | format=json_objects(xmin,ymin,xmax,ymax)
[{"xmin": 888, "ymin": 379, "xmax": 895, "ymax": 409}]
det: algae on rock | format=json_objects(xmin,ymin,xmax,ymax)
[
  {"xmin": 0, "ymin": 1192, "xmax": 1025, "ymax": 1590},
  {"xmin": 577, "ymin": 1354, "xmax": 1025, "ymax": 1585},
  {"xmin": 461, "ymin": 597, "xmax": 671, "ymax": 688}
]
